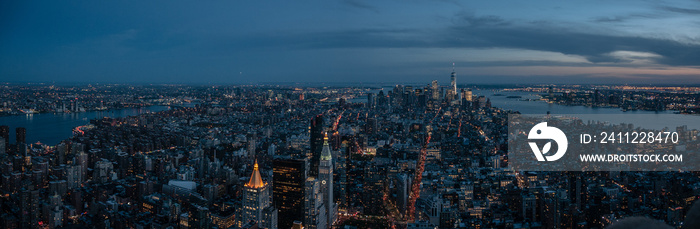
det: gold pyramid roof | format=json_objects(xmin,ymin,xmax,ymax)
[{"xmin": 246, "ymin": 159, "xmax": 266, "ymax": 188}]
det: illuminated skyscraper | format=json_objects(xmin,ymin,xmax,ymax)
[
  {"xmin": 304, "ymin": 177, "xmax": 327, "ymax": 229},
  {"xmin": 450, "ymin": 63, "xmax": 457, "ymax": 95},
  {"xmin": 431, "ymin": 80, "xmax": 439, "ymax": 100},
  {"xmin": 461, "ymin": 89, "xmax": 473, "ymax": 108},
  {"xmin": 273, "ymin": 157, "xmax": 308, "ymax": 229},
  {"xmin": 238, "ymin": 160, "xmax": 278, "ymax": 229},
  {"xmin": 293, "ymin": 221, "xmax": 304, "ymax": 229},
  {"xmin": 463, "ymin": 89, "xmax": 472, "ymax": 102},
  {"xmin": 319, "ymin": 134, "xmax": 335, "ymax": 228}
]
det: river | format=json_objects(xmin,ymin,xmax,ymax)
[
  {"xmin": 0, "ymin": 106, "xmax": 171, "ymax": 146},
  {"xmin": 360, "ymin": 87, "xmax": 698, "ymax": 130},
  {"xmin": 476, "ymin": 89, "xmax": 698, "ymax": 130}
]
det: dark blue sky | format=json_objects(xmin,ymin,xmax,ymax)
[{"xmin": 2, "ymin": 0, "xmax": 700, "ymax": 84}]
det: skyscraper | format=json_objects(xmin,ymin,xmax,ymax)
[
  {"xmin": 335, "ymin": 145, "xmax": 348, "ymax": 209},
  {"xmin": 16, "ymin": 127, "xmax": 26, "ymax": 144},
  {"xmin": 319, "ymin": 134, "xmax": 335, "ymax": 228},
  {"xmin": 463, "ymin": 89, "xmax": 472, "ymax": 102},
  {"xmin": 293, "ymin": 221, "xmax": 304, "ymax": 229},
  {"xmin": 250, "ymin": 132, "xmax": 258, "ymax": 157},
  {"xmin": 94, "ymin": 160, "xmax": 113, "ymax": 183},
  {"xmin": 450, "ymin": 63, "xmax": 457, "ymax": 95},
  {"xmin": 304, "ymin": 177, "xmax": 327, "ymax": 229},
  {"xmin": 16, "ymin": 127, "xmax": 27, "ymax": 158},
  {"xmin": 376, "ymin": 90, "xmax": 387, "ymax": 108},
  {"xmin": 238, "ymin": 160, "xmax": 278, "ymax": 229},
  {"xmin": 431, "ymin": 80, "xmax": 439, "ymax": 100},
  {"xmin": 0, "ymin": 125, "xmax": 8, "ymax": 153},
  {"xmin": 66, "ymin": 165, "xmax": 83, "ymax": 190},
  {"xmin": 395, "ymin": 173, "xmax": 411, "ymax": 214},
  {"xmin": 461, "ymin": 89, "xmax": 473, "ymax": 109},
  {"xmin": 309, "ymin": 115, "xmax": 324, "ymax": 177},
  {"xmin": 273, "ymin": 157, "xmax": 308, "ymax": 229}
]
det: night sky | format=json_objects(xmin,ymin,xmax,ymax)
[{"xmin": 2, "ymin": 1, "xmax": 700, "ymax": 84}]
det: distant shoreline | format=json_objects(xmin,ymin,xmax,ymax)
[{"xmin": 0, "ymin": 105, "xmax": 170, "ymax": 117}]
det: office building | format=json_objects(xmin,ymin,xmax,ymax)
[
  {"xmin": 309, "ymin": 115, "xmax": 324, "ymax": 177},
  {"xmin": 16, "ymin": 127, "xmax": 26, "ymax": 144},
  {"xmin": 238, "ymin": 160, "xmax": 278, "ymax": 229},
  {"xmin": 273, "ymin": 157, "xmax": 308, "ymax": 229},
  {"xmin": 304, "ymin": 177, "xmax": 327, "ymax": 229}
]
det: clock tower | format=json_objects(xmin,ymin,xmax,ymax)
[{"xmin": 319, "ymin": 133, "xmax": 335, "ymax": 228}]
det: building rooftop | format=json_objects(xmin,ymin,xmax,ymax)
[
  {"xmin": 168, "ymin": 180, "xmax": 197, "ymax": 191},
  {"xmin": 246, "ymin": 159, "xmax": 266, "ymax": 189}
]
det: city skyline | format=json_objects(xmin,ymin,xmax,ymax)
[
  {"xmin": 2, "ymin": 1, "xmax": 700, "ymax": 84},
  {"xmin": 3, "ymin": 2, "xmax": 700, "ymax": 228},
  {"xmin": 0, "ymin": 81, "xmax": 699, "ymax": 228}
]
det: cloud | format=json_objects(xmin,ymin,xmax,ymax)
[
  {"xmin": 453, "ymin": 13, "xmax": 510, "ymax": 27},
  {"xmin": 593, "ymin": 16, "xmax": 628, "ymax": 23},
  {"xmin": 446, "ymin": 25, "xmax": 700, "ymax": 66},
  {"xmin": 4, "ymin": 1, "xmax": 700, "ymax": 84},
  {"xmin": 257, "ymin": 27, "xmax": 695, "ymax": 67},
  {"xmin": 592, "ymin": 13, "xmax": 661, "ymax": 23},
  {"xmin": 236, "ymin": 13, "xmax": 700, "ymax": 67},
  {"xmin": 659, "ymin": 6, "xmax": 700, "ymax": 15},
  {"xmin": 606, "ymin": 51, "xmax": 662, "ymax": 64},
  {"xmin": 342, "ymin": 0, "xmax": 378, "ymax": 12}
]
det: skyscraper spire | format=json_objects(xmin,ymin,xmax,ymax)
[
  {"xmin": 247, "ymin": 159, "xmax": 265, "ymax": 188},
  {"xmin": 450, "ymin": 63, "xmax": 457, "ymax": 94},
  {"xmin": 321, "ymin": 132, "xmax": 331, "ymax": 161}
]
